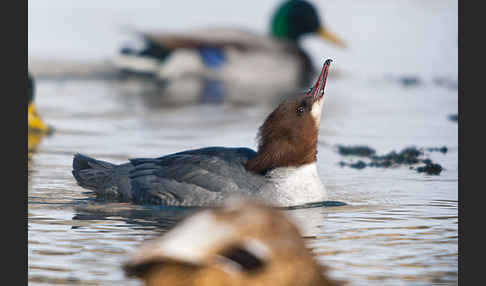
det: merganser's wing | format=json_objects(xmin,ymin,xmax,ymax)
[{"xmin": 129, "ymin": 147, "xmax": 267, "ymax": 206}]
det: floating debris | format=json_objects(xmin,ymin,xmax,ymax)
[
  {"xmin": 337, "ymin": 145, "xmax": 444, "ymax": 175},
  {"xmin": 350, "ymin": 161, "xmax": 367, "ymax": 169},
  {"xmin": 337, "ymin": 145, "xmax": 376, "ymax": 157},
  {"xmin": 385, "ymin": 75, "xmax": 458, "ymax": 89},
  {"xmin": 416, "ymin": 160, "xmax": 443, "ymax": 175},
  {"xmin": 426, "ymin": 146, "xmax": 448, "ymax": 153},
  {"xmin": 372, "ymin": 147, "xmax": 422, "ymax": 165},
  {"xmin": 384, "ymin": 75, "xmax": 423, "ymax": 87},
  {"xmin": 433, "ymin": 77, "xmax": 458, "ymax": 90},
  {"xmin": 400, "ymin": 76, "xmax": 422, "ymax": 86}
]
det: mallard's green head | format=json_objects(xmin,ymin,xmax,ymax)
[{"xmin": 271, "ymin": 0, "xmax": 345, "ymax": 47}]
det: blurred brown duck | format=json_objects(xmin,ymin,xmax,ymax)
[
  {"xmin": 113, "ymin": 0, "xmax": 345, "ymax": 88},
  {"xmin": 123, "ymin": 199, "xmax": 341, "ymax": 286}
]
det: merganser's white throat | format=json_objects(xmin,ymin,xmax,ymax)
[{"xmin": 258, "ymin": 163, "xmax": 327, "ymax": 207}]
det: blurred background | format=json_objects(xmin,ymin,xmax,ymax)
[
  {"xmin": 28, "ymin": 1, "xmax": 458, "ymax": 285},
  {"xmin": 29, "ymin": 0, "xmax": 457, "ymax": 78}
]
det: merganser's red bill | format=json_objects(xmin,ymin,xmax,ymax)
[{"xmin": 309, "ymin": 59, "xmax": 332, "ymax": 101}]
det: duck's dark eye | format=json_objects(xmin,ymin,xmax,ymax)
[
  {"xmin": 296, "ymin": 106, "xmax": 305, "ymax": 114},
  {"xmin": 218, "ymin": 245, "xmax": 266, "ymax": 273}
]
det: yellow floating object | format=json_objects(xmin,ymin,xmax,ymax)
[{"xmin": 28, "ymin": 103, "xmax": 51, "ymax": 133}]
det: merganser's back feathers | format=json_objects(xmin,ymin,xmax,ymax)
[{"xmin": 129, "ymin": 147, "xmax": 266, "ymax": 206}]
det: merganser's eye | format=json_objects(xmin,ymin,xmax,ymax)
[{"xmin": 296, "ymin": 106, "xmax": 305, "ymax": 114}]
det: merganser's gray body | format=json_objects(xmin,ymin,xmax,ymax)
[{"xmin": 73, "ymin": 147, "xmax": 268, "ymax": 206}]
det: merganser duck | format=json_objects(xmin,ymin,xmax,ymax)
[
  {"xmin": 123, "ymin": 198, "xmax": 341, "ymax": 286},
  {"xmin": 114, "ymin": 0, "xmax": 345, "ymax": 87},
  {"xmin": 72, "ymin": 59, "xmax": 332, "ymax": 207}
]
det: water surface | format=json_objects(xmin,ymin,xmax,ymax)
[{"xmin": 28, "ymin": 74, "xmax": 457, "ymax": 285}]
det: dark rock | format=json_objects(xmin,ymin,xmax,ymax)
[
  {"xmin": 370, "ymin": 147, "xmax": 422, "ymax": 165},
  {"xmin": 416, "ymin": 162, "xmax": 443, "ymax": 175},
  {"xmin": 337, "ymin": 145, "xmax": 376, "ymax": 157},
  {"xmin": 427, "ymin": 146, "xmax": 448, "ymax": 153},
  {"xmin": 400, "ymin": 76, "xmax": 422, "ymax": 86},
  {"xmin": 433, "ymin": 77, "xmax": 458, "ymax": 90},
  {"xmin": 350, "ymin": 161, "xmax": 367, "ymax": 169},
  {"xmin": 336, "ymin": 145, "xmax": 444, "ymax": 176}
]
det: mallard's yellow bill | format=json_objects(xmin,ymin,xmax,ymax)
[
  {"xmin": 28, "ymin": 104, "xmax": 50, "ymax": 133},
  {"xmin": 318, "ymin": 27, "xmax": 346, "ymax": 48}
]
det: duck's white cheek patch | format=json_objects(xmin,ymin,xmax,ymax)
[
  {"xmin": 150, "ymin": 212, "xmax": 235, "ymax": 264},
  {"xmin": 243, "ymin": 239, "xmax": 270, "ymax": 261}
]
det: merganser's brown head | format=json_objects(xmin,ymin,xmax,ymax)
[
  {"xmin": 123, "ymin": 198, "xmax": 341, "ymax": 286},
  {"xmin": 246, "ymin": 59, "xmax": 332, "ymax": 175}
]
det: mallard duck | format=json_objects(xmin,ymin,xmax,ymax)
[
  {"xmin": 28, "ymin": 73, "xmax": 51, "ymax": 134},
  {"xmin": 123, "ymin": 198, "xmax": 341, "ymax": 286},
  {"xmin": 113, "ymin": 0, "xmax": 345, "ymax": 88}
]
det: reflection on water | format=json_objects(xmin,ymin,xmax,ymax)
[
  {"xmin": 29, "ymin": 131, "xmax": 53, "ymax": 162},
  {"xmin": 28, "ymin": 69, "xmax": 457, "ymax": 285},
  {"xmin": 199, "ymin": 78, "xmax": 226, "ymax": 104},
  {"xmin": 313, "ymin": 202, "xmax": 458, "ymax": 285},
  {"xmin": 114, "ymin": 74, "xmax": 294, "ymax": 111},
  {"xmin": 29, "ymin": 132, "xmax": 46, "ymax": 154},
  {"xmin": 73, "ymin": 203, "xmax": 197, "ymax": 232}
]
